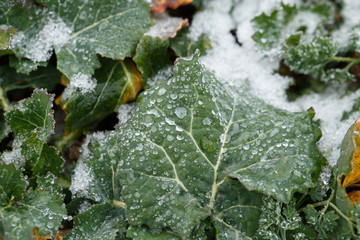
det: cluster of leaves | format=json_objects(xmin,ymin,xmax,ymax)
[
  {"xmin": 1, "ymin": 0, "xmax": 360, "ymax": 240},
  {"xmin": 252, "ymin": 0, "xmax": 360, "ymax": 104}
]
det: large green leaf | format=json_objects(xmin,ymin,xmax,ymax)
[
  {"xmin": 117, "ymin": 52, "xmax": 324, "ymax": 237},
  {"xmin": 74, "ymin": 52, "xmax": 325, "ymax": 238},
  {"xmin": 61, "ymin": 58, "xmax": 142, "ymax": 132},
  {"xmin": 0, "ymin": 189, "xmax": 66, "ymax": 240},
  {"xmin": 37, "ymin": 0, "xmax": 152, "ymax": 78},
  {"xmin": 5, "ymin": 89, "xmax": 63, "ymax": 175}
]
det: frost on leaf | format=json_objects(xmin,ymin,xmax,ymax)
[
  {"xmin": 37, "ymin": 0, "xmax": 152, "ymax": 79},
  {"xmin": 4, "ymin": 89, "xmax": 64, "ymax": 175},
  {"xmin": 80, "ymin": 52, "xmax": 325, "ymax": 238},
  {"xmin": 0, "ymin": 164, "xmax": 66, "ymax": 240}
]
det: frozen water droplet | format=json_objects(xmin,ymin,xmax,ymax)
[
  {"xmin": 200, "ymin": 136, "xmax": 216, "ymax": 152},
  {"xmin": 202, "ymin": 117, "xmax": 212, "ymax": 126},
  {"xmin": 174, "ymin": 107, "xmax": 187, "ymax": 119},
  {"xmin": 158, "ymin": 88, "xmax": 166, "ymax": 96}
]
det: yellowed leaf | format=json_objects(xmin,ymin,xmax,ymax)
[
  {"xmin": 348, "ymin": 190, "xmax": 360, "ymax": 204},
  {"xmin": 343, "ymin": 120, "xmax": 360, "ymax": 187}
]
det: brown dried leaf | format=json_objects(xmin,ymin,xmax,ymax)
[
  {"xmin": 145, "ymin": 13, "xmax": 189, "ymax": 40},
  {"xmin": 148, "ymin": 0, "xmax": 193, "ymax": 13}
]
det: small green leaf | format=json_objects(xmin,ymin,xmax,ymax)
[
  {"xmin": 133, "ymin": 35, "xmax": 171, "ymax": 85},
  {"xmin": 61, "ymin": 58, "xmax": 142, "ymax": 132},
  {"xmin": 127, "ymin": 225, "xmax": 180, "ymax": 240},
  {"xmin": 9, "ymin": 56, "xmax": 47, "ymax": 75},
  {"xmin": 0, "ymin": 65, "xmax": 60, "ymax": 93},
  {"xmin": 6, "ymin": 89, "xmax": 54, "ymax": 138},
  {"xmin": 0, "ymin": 189, "xmax": 66, "ymax": 240},
  {"xmin": 170, "ymin": 28, "xmax": 211, "ymax": 57},
  {"xmin": 342, "ymin": 98, "xmax": 360, "ymax": 121},
  {"xmin": 304, "ymin": 205, "xmax": 339, "ymax": 239},
  {"xmin": 5, "ymin": 89, "xmax": 64, "ymax": 175},
  {"xmin": 0, "ymin": 26, "xmax": 16, "ymax": 50},
  {"xmin": 0, "ymin": 163, "xmax": 26, "ymax": 205},
  {"xmin": 64, "ymin": 203, "xmax": 126, "ymax": 240},
  {"xmin": 285, "ymin": 38, "xmax": 338, "ymax": 77}
]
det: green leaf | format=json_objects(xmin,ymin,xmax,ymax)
[
  {"xmin": 0, "ymin": 65, "xmax": 60, "ymax": 93},
  {"xmin": 64, "ymin": 203, "xmax": 126, "ymax": 240},
  {"xmin": 170, "ymin": 28, "xmax": 211, "ymax": 57},
  {"xmin": 76, "ymin": 52, "xmax": 326, "ymax": 238},
  {"xmin": 0, "ymin": 26, "xmax": 16, "ymax": 50},
  {"xmin": 304, "ymin": 205, "xmax": 339, "ymax": 239},
  {"xmin": 5, "ymin": 89, "xmax": 64, "ymax": 175},
  {"xmin": 0, "ymin": 1, "xmax": 51, "ymax": 62},
  {"xmin": 6, "ymin": 89, "xmax": 54, "ymax": 138},
  {"xmin": 284, "ymin": 38, "xmax": 338, "ymax": 77},
  {"xmin": 61, "ymin": 58, "xmax": 142, "ymax": 132},
  {"xmin": 342, "ymin": 98, "xmax": 360, "ymax": 121},
  {"xmin": 133, "ymin": 36, "xmax": 171, "ymax": 85},
  {"xmin": 9, "ymin": 56, "xmax": 47, "ymax": 75},
  {"xmin": 37, "ymin": 0, "xmax": 152, "ymax": 79},
  {"xmin": 251, "ymin": 3, "xmax": 297, "ymax": 51},
  {"xmin": 0, "ymin": 189, "xmax": 66, "ymax": 240},
  {"xmin": 127, "ymin": 225, "xmax": 180, "ymax": 240},
  {"xmin": 0, "ymin": 164, "xmax": 26, "ymax": 205},
  {"xmin": 257, "ymin": 198, "xmax": 306, "ymax": 239},
  {"xmin": 252, "ymin": 1, "xmax": 335, "ymax": 51}
]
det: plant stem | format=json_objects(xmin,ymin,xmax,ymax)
[
  {"xmin": 328, "ymin": 56, "xmax": 360, "ymax": 63},
  {"xmin": 328, "ymin": 202, "xmax": 357, "ymax": 229},
  {"xmin": 56, "ymin": 128, "xmax": 83, "ymax": 151},
  {"xmin": 113, "ymin": 199, "xmax": 126, "ymax": 208},
  {"xmin": 0, "ymin": 87, "xmax": 10, "ymax": 112}
]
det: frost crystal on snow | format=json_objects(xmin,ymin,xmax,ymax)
[
  {"xmin": 0, "ymin": 139, "xmax": 25, "ymax": 166},
  {"xmin": 70, "ymin": 132, "xmax": 106, "ymax": 200},
  {"xmin": 116, "ymin": 102, "xmax": 136, "ymax": 127},
  {"xmin": 10, "ymin": 12, "xmax": 71, "ymax": 63},
  {"xmin": 70, "ymin": 160, "xmax": 94, "ymax": 198},
  {"xmin": 62, "ymin": 73, "xmax": 97, "ymax": 101}
]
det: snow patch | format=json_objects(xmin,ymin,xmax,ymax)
[
  {"xmin": 62, "ymin": 73, "xmax": 97, "ymax": 101},
  {"xmin": 116, "ymin": 102, "xmax": 136, "ymax": 127}
]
